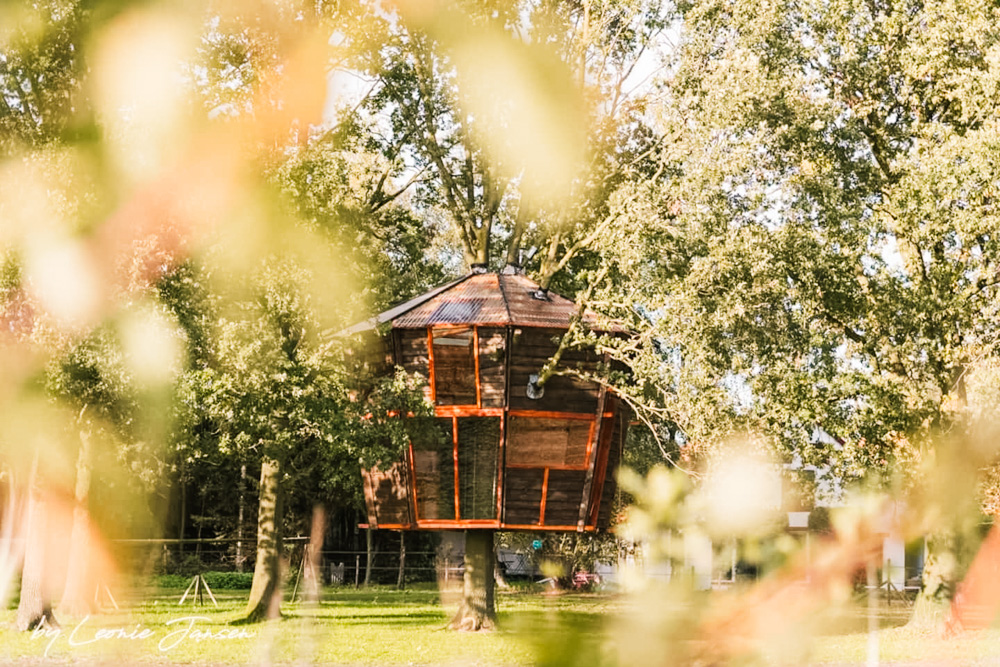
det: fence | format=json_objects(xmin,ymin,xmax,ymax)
[
  {"xmin": 111, "ymin": 538, "xmax": 467, "ymax": 586},
  {"xmin": 110, "ymin": 538, "xmax": 927, "ymax": 596}
]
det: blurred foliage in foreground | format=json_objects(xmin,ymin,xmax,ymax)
[{"xmin": 3, "ymin": 0, "xmax": 1000, "ymax": 660}]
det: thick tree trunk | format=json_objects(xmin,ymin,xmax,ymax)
[
  {"xmin": 17, "ymin": 488, "xmax": 57, "ymax": 631},
  {"xmin": 0, "ymin": 475, "xmax": 24, "ymax": 608},
  {"xmin": 241, "ymin": 455, "xmax": 284, "ymax": 623},
  {"xmin": 449, "ymin": 531, "xmax": 496, "ymax": 631},
  {"xmin": 912, "ymin": 532, "xmax": 961, "ymax": 628},
  {"xmin": 59, "ymin": 428, "xmax": 94, "ymax": 617},
  {"xmin": 494, "ymin": 547, "xmax": 510, "ymax": 591}
]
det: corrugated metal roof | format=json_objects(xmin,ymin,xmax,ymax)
[
  {"xmin": 500, "ymin": 274, "xmax": 601, "ymax": 328},
  {"xmin": 383, "ymin": 272, "xmax": 614, "ymax": 330},
  {"xmin": 393, "ymin": 273, "xmax": 508, "ymax": 328},
  {"xmin": 336, "ymin": 274, "xmax": 471, "ymax": 336}
]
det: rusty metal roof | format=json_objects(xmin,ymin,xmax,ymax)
[
  {"xmin": 337, "ymin": 275, "xmax": 467, "ymax": 336},
  {"xmin": 346, "ymin": 271, "xmax": 615, "ymax": 333}
]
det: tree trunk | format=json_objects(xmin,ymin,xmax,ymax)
[
  {"xmin": 303, "ymin": 505, "xmax": 325, "ymax": 604},
  {"xmin": 449, "ymin": 530, "xmax": 496, "ymax": 631},
  {"xmin": 397, "ymin": 532, "xmax": 406, "ymax": 590},
  {"xmin": 364, "ymin": 528, "xmax": 374, "ymax": 586},
  {"xmin": 912, "ymin": 532, "xmax": 961, "ymax": 628},
  {"xmin": 0, "ymin": 474, "xmax": 24, "ymax": 608},
  {"xmin": 59, "ymin": 428, "xmax": 94, "ymax": 617},
  {"xmin": 17, "ymin": 486, "xmax": 57, "ymax": 631},
  {"xmin": 241, "ymin": 455, "xmax": 285, "ymax": 623},
  {"xmin": 494, "ymin": 546, "xmax": 510, "ymax": 591},
  {"xmin": 195, "ymin": 491, "xmax": 207, "ymax": 561}
]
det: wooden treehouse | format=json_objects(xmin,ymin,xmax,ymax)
[{"xmin": 350, "ymin": 268, "xmax": 629, "ymax": 533}]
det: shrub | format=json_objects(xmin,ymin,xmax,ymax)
[
  {"xmin": 151, "ymin": 571, "xmax": 254, "ymax": 590},
  {"xmin": 202, "ymin": 571, "xmax": 254, "ymax": 590}
]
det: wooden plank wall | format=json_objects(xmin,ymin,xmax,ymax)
[
  {"xmin": 344, "ymin": 331, "xmax": 394, "ymax": 388},
  {"xmin": 507, "ymin": 328, "xmax": 601, "ymax": 413},
  {"xmin": 361, "ymin": 463, "xmax": 411, "ymax": 526},
  {"xmin": 503, "ymin": 468, "xmax": 544, "ymax": 525},
  {"xmin": 505, "ymin": 417, "xmax": 590, "ymax": 467},
  {"xmin": 395, "ymin": 330, "xmax": 432, "ymax": 402},
  {"xmin": 543, "ymin": 470, "xmax": 587, "ymax": 525},
  {"xmin": 478, "ymin": 327, "xmax": 506, "ymax": 408}
]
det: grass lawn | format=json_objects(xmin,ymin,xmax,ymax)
[
  {"xmin": 0, "ymin": 582, "xmax": 622, "ymax": 666},
  {"xmin": 4, "ymin": 582, "xmax": 1000, "ymax": 665}
]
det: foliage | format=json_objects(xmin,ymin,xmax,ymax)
[
  {"xmin": 0, "ymin": 0, "xmax": 88, "ymax": 154},
  {"xmin": 334, "ymin": 0, "xmax": 671, "ymax": 288},
  {"xmin": 272, "ymin": 120, "xmax": 449, "ymax": 310},
  {"xmin": 586, "ymin": 0, "xmax": 1000, "ymax": 488}
]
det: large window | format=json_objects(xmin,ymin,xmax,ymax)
[
  {"xmin": 457, "ymin": 417, "xmax": 500, "ymax": 519},
  {"xmin": 411, "ymin": 418, "xmax": 456, "ymax": 521},
  {"xmin": 410, "ymin": 416, "xmax": 500, "ymax": 522}
]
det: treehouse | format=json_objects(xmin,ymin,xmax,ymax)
[{"xmin": 350, "ymin": 268, "xmax": 628, "ymax": 533}]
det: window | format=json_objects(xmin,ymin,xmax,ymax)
[
  {"xmin": 457, "ymin": 417, "xmax": 500, "ymax": 519},
  {"xmin": 432, "ymin": 328, "xmax": 477, "ymax": 405},
  {"xmin": 411, "ymin": 419, "xmax": 456, "ymax": 520},
  {"xmin": 410, "ymin": 416, "xmax": 500, "ymax": 522}
]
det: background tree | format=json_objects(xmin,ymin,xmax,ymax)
[
  {"xmin": 0, "ymin": 0, "xmax": 89, "ymax": 155},
  {"xmin": 585, "ymin": 0, "xmax": 1000, "ymax": 620},
  {"xmin": 335, "ymin": 0, "xmax": 670, "ymax": 287}
]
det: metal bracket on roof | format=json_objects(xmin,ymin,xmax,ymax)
[
  {"xmin": 501, "ymin": 263, "xmax": 523, "ymax": 275},
  {"xmin": 470, "ymin": 263, "xmax": 489, "ymax": 274},
  {"xmin": 531, "ymin": 288, "xmax": 550, "ymax": 301}
]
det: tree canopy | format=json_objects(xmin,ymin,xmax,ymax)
[{"xmin": 585, "ymin": 0, "xmax": 1000, "ymax": 485}]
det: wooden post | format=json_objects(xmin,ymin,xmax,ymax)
[
  {"xmin": 397, "ymin": 533, "xmax": 406, "ymax": 590},
  {"xmin": 365, "ymin": 528, "xmax": 374, "ymax": 586},
  {"xmin": 867, "ymin": 561, "xmax": 878, "ymax": 666},
  {"xmin": 236, "ymin": 462, "xmax": 246, "ymax": 573}
]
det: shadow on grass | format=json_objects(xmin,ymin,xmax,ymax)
[{"xmin": 291, "ymin": 610, "xmax": 448, "ymax": 624}]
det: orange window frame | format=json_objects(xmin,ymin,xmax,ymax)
[{"xmin": 427, "ymin": 326, "xmax": 482, "ymax": 409}]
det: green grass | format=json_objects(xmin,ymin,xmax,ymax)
[
  {"xmin": 5, "ymin": 583, "xmax": 1000, "ymax": 665},
  {"xmin": 0, "ymin": 583, "xmax": 618, "ymax": 665}
]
